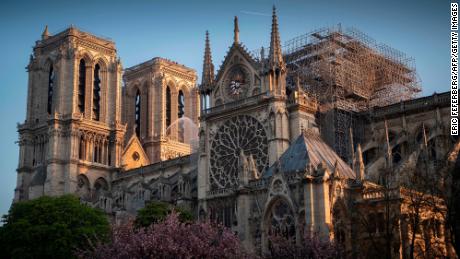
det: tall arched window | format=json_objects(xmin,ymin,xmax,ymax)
[
  {"xmin": 166, "ymin": 86, "xmax": 171, "ymax": 128},
  {"xmin": 178, "ymin": 90, "xmax": 185, "ymax": 142},
  {"xmin": 79, "ymin": 136, "xmax": 85, "ymax": 160},
  {"xmin": 47, "ymin": 64, "xmax": 55, "ymax": 114},
  {"xmin": 206, "ymin": 93, "xmax": 210, "ymax": 109},
  {"xmin": 178, "ymin": 90, "xmax": 185, "ymax": 118},
  {"xmin": 93, "ymin": 64, "xmax": 101, "ymax": 121},
  {"xmin": 78, "ymin": 59, "xmax": 86, "ymax": 114},
  {"xmin": 135, "ymin": 90, "xmax": 141, "ymax": 137},
  {"xmin": 93, "ymin": 142, "xmax": 101, "ymax": 163}
]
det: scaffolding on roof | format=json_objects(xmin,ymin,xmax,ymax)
[
  {"xmin": 253, "ymin": 25, "xmax": 421, "ymax": 162},
  {"xmin": 253, "ymin": 25, "xmax": 421, "ymax": 112},
  {"xmin": 290, "ymin": 25, "xmax": 420, "ymax": 111}
]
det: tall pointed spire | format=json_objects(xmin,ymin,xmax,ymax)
[
  {"xmin": 355, "ymin": 144, "xmax": 365, "ymax": 181},
  {"xmin": 384, "ymin": 120, "xmax": 393, "ymax": 168},
  {"xmin": 42, "ymin": 25, "xmax": 50, "ymax": 40},
  {"xmin": 268, "ymin": 6, "xmax": 284, "ymax": 67},
  {"xmin": 349, "ymin": 127, "xmax": 355, "ymax": 166},
  {"xmin": 201, "ymin": 31, "xmax": 214, "ymax": 88},
  {"xmin": 234, "ymin": 16, "xmax": 239, "ymax": 44}
]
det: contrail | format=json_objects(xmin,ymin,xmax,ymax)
[{"xmin": 240, "ymin": 10, "xmax": 270, "ymax": 17}]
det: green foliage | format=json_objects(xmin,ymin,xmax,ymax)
[
  {"xmin": 134, "ymin": 201, "xmax": 194, "ymax": 228},
  {"xmin": 0, "ymin": 195, "xmax": 109, "ymax": 259}
]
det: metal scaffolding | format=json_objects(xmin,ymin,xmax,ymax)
[
  {"xmin": 254, "ymin": 24, "xmax": 421, "ymax": 112},
  {"xmin": 253, "ymin": 25, "xmax": 421, "ymax": 161}
]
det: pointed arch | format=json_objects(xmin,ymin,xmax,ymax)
[
  {"xmin": 276, "ymin": 110, "xmax": 283, "ymax": 137},
  {"xmin": 79, "ymin": 135, "xmax": 85, "ymax": 160},
  {"xmin": 262, "ymin": 196, "xmax": 297, "ymax": 254},
  {"xmin": 47, "ymin": 63, "xmax": 55, "ymax": 114},
  {"xmin": 135, "ymin": 89, "xmax": 141, "ymax": 137},
  {"xmin": 178, "ymin": 83, "xmax": 190, "ymax": 116},
  {"xmin": 92, "ymin": 63, "xmax": 101, "ymax": 121},
  {"xmin": 178, "ymin": 89, "xmax": 185, "ymax": 142},
  {"xmin": 93, "ymin": 56, "xmax": 109, "ymax": 71},
  {"xmin": 94, "ymin": 177, "xmax": 109, "ymax": 193},
  {"xmin": 282, "ymin": 111, "xmax": 289, "ymax": 140},
  {"xmin": 269, "ymin": 110, "xmax": 276, "ymax": 137},
  {"xmin": 78, "ymin": 59, "xmax": 86, "ymax": 114},
  {"xmin": 76, "ymin": 174, "xmax": 91, "ymax": 200},
  {"xmin": 166, "ymin": 85, "xmax": 172, "ymax": 128}
]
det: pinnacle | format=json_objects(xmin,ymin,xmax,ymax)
[
  {"xmin": 201, "ymin": 30, "xmax": 214, "ymax": 88},
  {"xmin": 42, "ymin": 25, "xmax": 50, "ymax": 39},
  {"xmin": 268, "ymin": 6, "xmax": 283, "ymax": 67},
  {"xmin": 234, "ymin": 16, "xmax": 239, "ymax": 44}
]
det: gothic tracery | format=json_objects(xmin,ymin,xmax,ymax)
[{"xmin": 210, "ymin": 115, "xmax": 268, "ymax": 189}]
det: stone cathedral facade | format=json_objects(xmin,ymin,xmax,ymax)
[{"xmin": 15, "ymin": 8, "xmax": 458, "ymax": 258}]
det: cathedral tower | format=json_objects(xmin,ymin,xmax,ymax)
[
  {"xmin": 123, "ymin": 58, "xmax": 199, "ymax": 163},
  {"xmin": 15, "ymin": 26, "xmax": 125, "ymax": 201}
]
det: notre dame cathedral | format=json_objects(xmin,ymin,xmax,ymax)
[{"xmin": 14, "ymin": 6, "xmax": 459, "ymax": 258}]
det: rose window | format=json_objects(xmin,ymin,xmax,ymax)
[{"xmin": 210, "ymin": 115, "xmax": 268, "ymax": 189}]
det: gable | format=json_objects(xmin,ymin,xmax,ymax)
[
  {"xmin": 121, "ymin": 134, "xmax": 150, "ymax": 171},
  {"xmin": 215, "ymin": 44, "xmax": 257, "ymax": 83},
  {"xmin": 213, "ymin": 44, "xmax": 261, "ymax": 104}
]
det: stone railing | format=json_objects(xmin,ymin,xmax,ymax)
[
  {"xmin": 163, "ymin": 138, "xmax": 192, "ymax": 153},
  {"xmin": 287, "ymin": 91, "xmax": 318, "ymax": 111},
  {"xmin": 371, "ymin": 92, "xmax": 450, "ymax": 118},
  {"xmin": 202, "ymin": 92, "xmax": 270, "ymax": 117},
  {"xmin": 363, "ymin": 190, "xmax": 385, "ymax": 200},
  {"xmin": 206, "ymin": 188, "xmax": 235, "ymax": 198},
  {"xmin": 248, "ymin": 178, "xmax": 269, "ymax": 189},
  {"xmin": 118, "ymin": 155, "xmax": 192, "ymax": 179},
  {"xmin": 362, "ymin": 187, "xmax": 401, "ymax": 201}
]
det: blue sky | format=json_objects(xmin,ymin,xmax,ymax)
[{"xmin": 0, "ymin": 0, "xmax": 450, "ymax": 216}]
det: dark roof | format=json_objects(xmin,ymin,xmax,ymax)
[{"xmin": 263, "ymin": 130, "xmax": 355, "ymax": 179}]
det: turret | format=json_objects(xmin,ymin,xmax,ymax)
[
  {"xmin": 234, "ymin": 16, "xmax": 240, "ymax": 44},
  {"xmin": 199, "ymin": 31, "xmax": 214, "ymax": 112},
  {"xmin": 200, "ymin": 31, "xmax": 214, "ymax": 91},
  {"xmin": 354, "ymin": 144, "xmax": 365, "ymax": 181},
  {"xmin": 268, "ymin": 6, "xmax": 284, "ymax": 69},
  {"xmin": 41, "ymin": 25, "xmax": 50, "ymax": 40},
  {"xmin": 265, "ymin": 6, "xmax": 286, "ymax": 96}
]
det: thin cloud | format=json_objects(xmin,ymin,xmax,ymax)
[{"xmin": 240, "ymin": 10, "xmax": 270, "ymax": 17}]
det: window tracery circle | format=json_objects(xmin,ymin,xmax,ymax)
[{"xmin": 210, "ymin": 115, "xmax": 268, "ymax": 189}]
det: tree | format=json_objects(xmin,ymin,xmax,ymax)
[
  {"xmin": 440, "ymin": 144, "xmax": 460, "ymax": 257},
  {"xmin": 134, "ymin": 201, "xmax": 193, "ymax": 228},
  {"xmin": 78, "ymin": 212, "xmax": 254, "ymax": 259},
  {"xmin": 0, "ymin": 195, "xmax": 109, "ymax": 259}
]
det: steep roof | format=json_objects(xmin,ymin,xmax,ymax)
[{"xmin": 263, "ymin": 130, "xmax": 355, "ymax": 179}]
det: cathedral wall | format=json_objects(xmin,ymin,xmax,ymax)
[
  {"xmin": 107, "ymin": 155, "xmax": 197, "ymax": 214},
  {"xmin": 361, "ymin": 92, "xmax": 454, "ymax": 182}
]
